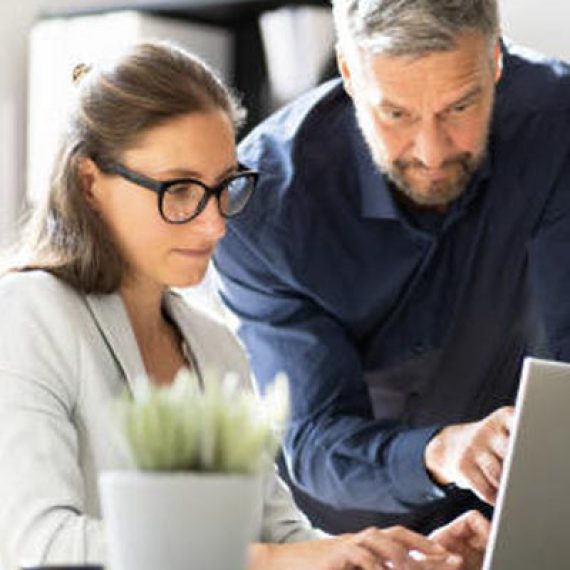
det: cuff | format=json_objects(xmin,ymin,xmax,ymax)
[{"xmin": 387, "ymin": 425, "xmax": 448, "ymax": 506}]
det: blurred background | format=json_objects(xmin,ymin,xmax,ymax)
[{"xmin": 0, "ymin": 0, "xmax": 567, "ymax": 255}]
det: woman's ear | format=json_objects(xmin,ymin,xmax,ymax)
[{"xmin": 77, "ymin": 157, "xmax": 102, "ymax": 210}]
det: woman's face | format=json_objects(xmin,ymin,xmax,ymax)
[{"xmin": 87, "ymin": 110, "xmax": 236, "ymax": 290}]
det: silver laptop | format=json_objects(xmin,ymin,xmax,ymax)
[{"xmin": 483, "ymin": 357, "xmax": 570, "ymax": 570}]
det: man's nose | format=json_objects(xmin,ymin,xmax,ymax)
[{"xmin": 412, "ymin": 119, "xmax": 453, "ymax": 169}]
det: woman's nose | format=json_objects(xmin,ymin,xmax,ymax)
[{"xmin": 194, "ymin": 196, "xmax": 226, "ymax": 240}]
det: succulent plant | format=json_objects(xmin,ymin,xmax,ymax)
[{"xmin": 114, "ymin": 368, "xmax": 289, "ymax": 474}]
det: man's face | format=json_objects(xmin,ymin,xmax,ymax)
[{"xmin": 338, "ymin": 32, "xmax": 501, "ymax": 208}]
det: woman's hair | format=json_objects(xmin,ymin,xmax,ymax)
[{"xmin": 13, "ymin": 40, "xmax": 245, "ymax": 293}]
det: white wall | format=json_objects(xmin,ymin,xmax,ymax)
[
  {"xmin": 0, "ymin": 0, "xmax": 231, "ymax": 249},
  {"xmin": 0, "ymin": 2, "xmax": 37, "ymax": 248},
  {"xmin": 0, "ymin": 0, "xmax": 79, "ymax": 248},
  {"xmin": 27, "ymin": 11, "xmax": 230, "ymax": 206},
  {"xmin": 500, "ymin": 0, "xmax": 570, "ymax": 62}
]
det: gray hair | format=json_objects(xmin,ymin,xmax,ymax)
[{"xmin": 332, "ymin": 0, "xmax": 500, "ymax": 56}]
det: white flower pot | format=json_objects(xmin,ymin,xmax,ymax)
[{"xmin": 99, "ymin": 471, "xmax": 262, "ymax": 570}]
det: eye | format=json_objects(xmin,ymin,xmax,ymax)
[
  {"xmin": 377, "ymin": 105, "xmax": 415, "ymax": 126},
  {"xmin": 165, "ymin": 182, "xmax": 204, "ymax": 207},
  {"xmin": 452, "ymin": 102, "xmax": 469, "ymax": 113},
  {"xmin": 447, "ymin": 99, "xmax": 476, "ymax": 116},
  {"xmin": 381, "ymin": 108, "xmax": 406, "ymax": 122},
  {"xmin": 167, "ymin": 182, "xmax": 197, "ymax": 197}
]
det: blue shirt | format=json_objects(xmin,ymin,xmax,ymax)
[{"xmin": 214, "ymin": 42, "xmax": 570, "ymax": 533}]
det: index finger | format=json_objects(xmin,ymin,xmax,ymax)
[
  {"xmin": 462, "ymin": 511, "xmax": 491, "ymax": 550},
  {"xmin": 494, "ymin": 406, "xmax": 515, "ymax": 433}
]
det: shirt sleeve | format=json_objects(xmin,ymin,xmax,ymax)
[
  {"xmin": 0, "ymin": 277, "xmax": 106, "ymax": 569},
  {"xmin": 528, "ymin": 151, "xmax": 570, "ymax": 361},
  {"xmin": 214, "ymin": 227, "xmax": 446, "ymax": 514},
  {"xmin": 260, "ymin": 467, "xmax": 323, "ymax": 543}
]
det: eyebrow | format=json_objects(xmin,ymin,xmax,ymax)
[
  {"xmin": 155, "ymin": 164, "xmax": 239, "ymax": 181},
  {"xmin": 379, "ymin": 85, "xmax": 484, "ymax": 114},
  {"xmin": 441, "ymin": 86, "xmax": 483, "ymax": 113}
]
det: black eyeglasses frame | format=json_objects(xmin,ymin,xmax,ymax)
[{"xmin": 93, "ymin": 158, "xmax": 258, "ymax": 224}]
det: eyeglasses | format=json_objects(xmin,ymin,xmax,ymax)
[{"xmin": 93, "ymin": 158, "xmax": 258, "ymax": 224}]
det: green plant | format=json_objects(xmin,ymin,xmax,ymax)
[{"xmin": 114, "ymin": 368, "xmax": 289, "ymax": 474}]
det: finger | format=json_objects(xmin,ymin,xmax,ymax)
[
  {"xmin": 435, "ymin": 510, "xmax": 490, "ymax": 552},
  {"xmin": 493, "ymin": 406, "xmax": 515, "ymax": 433},
  {"xmin": 343, "ymin": 543, "xmax": 386, "ymax": 570},
  {"xmin": 355, "ymin": 530, "xmax": 412, "ymax": 568},
  {"xmin": 460, "ymin": 511, "xmax": 491, "ymax": 550},
  {"xmin": 458, "ymin": 462, "xmax": 497, "ymax": 505},
  {"xmin": 380, "ymin": 526, "xmax": 448, "ymax": 556},
  {"xmin": 487, "ymin": 431, "xmax": 510, "ymax": 460},
  {"xmin": 416, "ymin": 553, "xmax": 464, "ymax": 570},
  {"xmin": 476, "ymin": 450, "xmax": 502, "ymax": 489}
]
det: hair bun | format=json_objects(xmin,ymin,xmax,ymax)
[{"xmin": 72, "ymin": 63, "xmax": 92, "ymax": 85}]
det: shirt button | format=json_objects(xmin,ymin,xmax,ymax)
[{"xmin": 413, "ymin": 342, "xmax": 426, "ymax": 355}]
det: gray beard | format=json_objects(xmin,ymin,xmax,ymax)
[{"xmin": 385, "ymin": 150, "xmax": 485, "ymax": 208}]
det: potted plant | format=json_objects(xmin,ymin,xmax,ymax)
[{"xmin": 99, "ymin": 369, "xmax": 289, "ymax": 570}]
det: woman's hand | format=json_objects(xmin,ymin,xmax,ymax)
[
  {"xmin": 429, "ymin": 510, "xmax": 490, "ymax": 570},
  {"xmin": 249, "ymin": 525, "xmax": 463, "ymax": 570}
]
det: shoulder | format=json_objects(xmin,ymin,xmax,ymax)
[
  {"xmin": 239, "ymin": 79, "xmax": 348, "ymax": 163},
  {"xmin": 0, "ymin": 270, "xmax": 87, "ymax": 319},
  {"xmin": 496, "ymin": 41, "xmax": 570, "ymax": 119},
  {"xmin": 0, "ymin": 271, "xmax": 87, "ymax": 377},
  {"xmin": 230, "ymin": 80, "xmax": 357, "ymax": 240},
  {"xmin": 238, "ymin": 80, "xmax": 353, "ymax": 195},
  {"xmin": 492, "ymin": 42, "xmax": 570, "ymax": 179}
]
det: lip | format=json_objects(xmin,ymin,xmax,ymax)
[
  {"xmin": 172, "ymin": 247, "xmax": 214, "ymax": 258},
  {"xmin": 417, "ymin": 169, "xmax": 449, "ymax": 181}
]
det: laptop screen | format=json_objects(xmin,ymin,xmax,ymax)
[{"xmin": 483, "ymin": 357, "xmax": 570, "ymax": 570}]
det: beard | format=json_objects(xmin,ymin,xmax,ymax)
[
  {"xmin": 355, "ymin": 108, "xmax": 490, "ymax": 209},
  {"xmin": 387, "ymin": 150, "xmax": 486, "ymax": 207}
]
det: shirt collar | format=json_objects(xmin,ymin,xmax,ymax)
[{"xmin": 347, "ymin": 116, "xmax": 400, "ymax": 220}]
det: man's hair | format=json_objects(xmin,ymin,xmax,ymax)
[
  {"xmin": 332, "ymin": 0, "xmax": 500, "ymax": 56},
  {"xmin": 11, "ymin": 40, "xmax": 245, "ymax": 294}
]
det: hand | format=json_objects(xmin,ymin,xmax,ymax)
[
  {"xmin": 424, "ymin": 406, "xmax": 514, "ymax": 504},
  {"xmin": 430, "ymin": 510, "xmax": 490, "ymax": 570},
  {"xmin": 249, "ymin": 526, "xmax": 463, "ymax": 570}
]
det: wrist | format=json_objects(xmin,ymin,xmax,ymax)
[{"xmin": 425, "ymin": 428, "xmax": 453, "ymax": 486}]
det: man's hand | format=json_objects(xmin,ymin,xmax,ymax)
[
  {"xmin": 430, "ymin": 510, "xmax": 490, "ymax": 570},
  {"xmin": 424, "ymin": 406, "xmax": 514, "ymax": 504}
]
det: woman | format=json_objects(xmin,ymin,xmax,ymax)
[{"xmin": 0, "ymin": 41, "xmax": 486, "ymax": 570}]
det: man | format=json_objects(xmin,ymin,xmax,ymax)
[{"xmin": 214, "ymin": 0, "xmax": 570, "ymax": 534}]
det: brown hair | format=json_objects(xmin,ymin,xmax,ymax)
[{"xmin": 14, "ymin": 40, "xmax": 245, "ymax": 293}]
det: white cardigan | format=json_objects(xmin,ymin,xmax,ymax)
[{"xmin": 0, "ymin": 271, "xmax": 318, "ymax": 570}]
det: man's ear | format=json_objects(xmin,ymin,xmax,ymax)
[
  {"xmin": 77, "ymin": 157, "xmax": 101, "ymax": 210},
  {"xmin": 493, "ymin": 40, "xmax": 503, "ymax": 84},
  {"xmin": 336, "ymin": 44, "xmax": 355, "ymax": 98}
]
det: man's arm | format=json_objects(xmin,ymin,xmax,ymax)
[
  {"xmin": 215, "ymin": 227, "xmax": 447, "ymax": 513},
  {"xmin": 528, "ymin": 151, "xmax": 570, "ymax": 362}
]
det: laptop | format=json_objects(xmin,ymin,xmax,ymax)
[{"xmin": 483, "ymin": 357, "xmax": 570, "ymax": 570}]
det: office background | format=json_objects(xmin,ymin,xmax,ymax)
[{"xmin": 0, "ymin": 0, "xmax": 567, "ymax": 250}]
